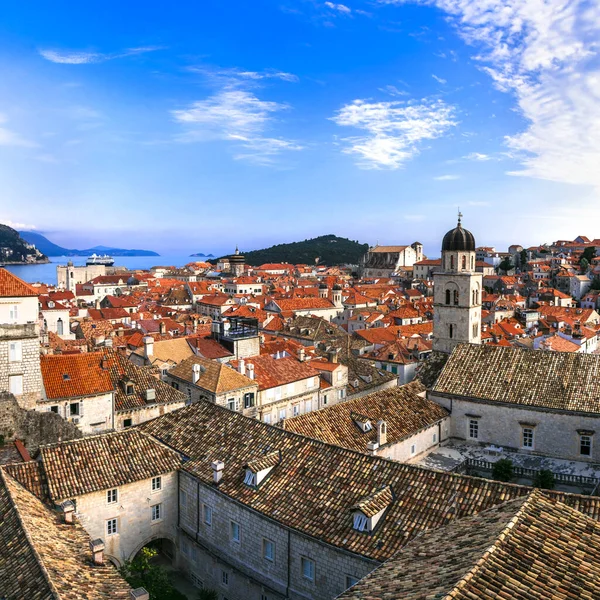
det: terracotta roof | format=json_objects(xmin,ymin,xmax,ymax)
[
  {"xmin": 338, "ymin": 492, "xmax": 600, "ymax": 600},
  {"xmin": 234, "ymin": 355, "xmax": 319, "ymax": 390},
  {"xmin": 169, "ymin": 355, "xmax": 256, "ymax": 394},
  {"xmin": 0, "ymin": 268, "xmax": 37, "ymax": 297},
  {"xmin": 189, "ymin": 336, "xmax": 233, "ymax": 360},
  {"xmin": 269, "ymin": 297, "xmax": 336, "ymax": 311},
  {"xmin": 369, "ymin": 246, "xmax": 408, "ymax": 253},
  {"xmin": 434, "ymin": 343, "xmax": 600, "ymax": 414},
  {"xmin": 3, "ymin": 460, "xmax": 47, "ymax": 501},
  {"xmin": 131, "ymin": 337, "xmax": 195, "ymax": 364},
  {"xmin": 39, "ymin": 428, "xmax": 182, "ymax": 501},
  {"xmin": 0, "ymin": 469, "xmax": 131, "ymax": 599},
  {"xmin": 41, "ymin": 352, "xmax": 114, "ymax": 400},
  {"xmin": 352, "ymin": 485, "xmax": 394, "ymax": 518},
  {"xmin": 283, "ymin": 383, "xmax": 447, "ymax": 452}
]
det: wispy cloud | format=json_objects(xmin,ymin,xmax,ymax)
[
  {"xmin": 0, "ymin": 114, "xmax": 37, "ymax": 148},
  {"xmin": 378, "ymin": 0, "xmax": 600, "ymax": 189},
  {"xmin": 324, "ymin": 2, "xmax": 352, "ymax": 14},
  {"xmin": 330, "ymin": 98, "xmax": 457, "ymax": 169},
  {"xmin": 464, "ymin": 152, "xmax": 493, "ymax": 161},
  {"xmin": 431, "ymin": 74, "xmax": 447, "ymax": 84},
  {"xmin": 172, "ymin": 90, "xmax": 302, "ymax": 164},
  {"xmin": 189, "ymin": 65, "xmax": 299, "ymax": 84},
  {"xmin": 39, "ymin": 46, "xmax": 162, "ymax": 65},
  {"xmin": 378, "ymin": 84, "xmax": 410, "ymax": 97},
  {"xmin": 0, "ymin": 219, "xmax": 37, "ymax": 230},
  {"xmin": 434, "ymin": 174, "xmax": 459, "ymax": 180}
]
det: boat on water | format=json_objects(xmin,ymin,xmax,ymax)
[{"xmin": 86, "ymin": 253, "xmax": 115, "ymax": 266}]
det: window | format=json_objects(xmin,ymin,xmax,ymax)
[
  {"xmin": 57, "ymin": 318, "xmax": 64, "ymax": 335},
  {"xmin": 50, "ymin": 405, "xmax": 59, "ymax": 413},
  {"xmin": 473, "ymin": 323, "xmax": 479, "ymax": 337},
  {"xmin": 8, "ymin": 341, "xmax": 22, "ymax": 362},
  {"xmin": 107, "ymin": 489, "xmax": 118, "ymax": 504},
  {"xmin": 337, "ymin": 370, "xmax": 343, "ymax": 382},
  {"xmin": 151, "ymin": 503, "xmax": 162, "ymax": 521},
  {"xmin": 580, "ymin": 435, "xmax": 592, "ymax": 456},
  {"xmin": 123, "ymin": 418, "xmax": 132, "ymax": 428},
  {"xmin": 338, "ymin": 389, "xmax": 345, "ymax": 400},
  {"xmin": 301, "ymin": 557, "xmax": 315, "ymax": 581},
  {"xmin": 462, "ymin": 255, "xmax": 467, "ymax": 270},
  {"xmin": 322, "ymin": 395, "xmax": 328, "ymax": 406},
  {"xmin": 190, "ymin": 572, "xmax": 203, "ymax": 589},
  {"xmin": 410, "ymin": 444, "xmax": 416, "ymax": 456},
  {"xmin": 445, "ymin": 289, "xmax": 451, "ymax": 305},
  {"xmin": 263, "ymin": 413, "xmax": 271, "ymax": 424},
  {"xmin": 433, "ymin": 432, "xmax": 438, "ymax": 443},
  {"xmin": 522, "ymin": 427, "xmax": 534, "ymax": 449},
  {"xmin": 304, "ymin": 400, "xmax": 312, "ymax": 414},
  {"xmin": 152, "ymin": 476, "xmax": 162, "ymax": 492},
  {"xmin": 263, "ymin": 538, "xmax": 275, "ymax": 562},
  {"xmin": 345, "ymin": 575, "xmax": 359, "ymax": 589},
  {"xmin": 180, "ymin": 489, "xmax": 188, "ymax": 508},
  {"xmin": 9, "ymin": 304, "xmax": 18, "ymax": 322},
  {"xmin": 203, "ymin": 504, "xmax": 212, "ymax": 526},
  {"xmin": 69, "ymin": 402, "xmax": 80, "ymax": 416},
  {"xmin": 279, "ymin": 408, "xmax": 286, "ymax": 421},
  {"xmin": 106, "ymin": 518, "xmax": 118, "ymax": 536},
  {"xmin": 181, "ymin": 539, "xmax": 191, "ymax": 558},
  {"xmin": 227, "ymin": 398, "xmax": 236, "ymax": 411},
  {"xmin": 353, "ymin": 512, "xmax": 368, "ymax": 531},
  {"xmin": 230, "ymin": 521, "xmax": 240, "ymax": 543},
  {"xmin": 450, "ymin": 255, "xmax": 455, "ymax": 270},
  {"xmin": 449, "ymin": 324, "xmax": 454, "ymax": 339},
  {"xmin": 293, "ymin": 404, "xmax": 299, "ymax": 416},
  {"xmin": 8, "ymin": 375, "xmax": 23, "ymax": 396},
  {"xmin": 126, "ymin": 383, "xmax": 134, "ymax": 395},
  {"xmin": 244, "ymin": 392, "xmax": 255, "ymax": 408},
  {"xmin": 244, "ymin": 469, "xmax": 256, "ymax": 486},
  {"xmin": 221, "ymin": 570, "xmax": 229, "ymax": 586},
  {"xmin": 468, "ymin": 419, "xmax": 479, "ymax": 440},
  {"xmin": 453, "ymin": 290, "xmax": 459, "ymax": 305}
]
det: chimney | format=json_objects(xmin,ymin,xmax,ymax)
[
  {"xmin": 104, "ymin": 337, "xmax": 113, "ymax": 348},
  {"xmin": 61, "ymin": 500, "xmax": 75, "ymax": 524},
  {"xmin": 212, "ymin": 460, "xmax": 224, "ymax": 485},
  {"xmin": 246, "ymin": 363, "xmax": 255, "ymax": 380},
  {"xmin": 159, "ymin": 321, "xmax": 166, "ymax": 335},
  {"xmin": 95, "ymin": 298, "xmax": 100, "ymax": 309},
  {"xmin": 101, "ymin": 358, "xmax": 108, "ymax": 370},
  {"xmin": 143, "ymin": 336, "xmax": 154, "ymax": 358},
  {"xmin": 130, "ymin": 589, "xmax": 150, "ymax": 600},
  {"xmin": 90, "ymin": 538, "xmax": 105, "ymax": 565},
  {"xmin": 238, "ymin": 357, "xmax": 245, "ymax": 375},
  {"xmin": 366, "ymin": 441, "xmax": 379, "ymax": 454},
  {"xmin": 298, "ymin": 347, "xmax": 305, "ymax": 362},
  {"xmin": 192, "ymin": 363, "xmax": 201, "ymax": 384},
  {"xmin": 377, "ymin": 420, "xmax": 387, "ymax": 446}
]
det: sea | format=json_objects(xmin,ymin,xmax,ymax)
[{"xmin": 4, "ymin": 254, "xmax": 207, "ymax": 286}]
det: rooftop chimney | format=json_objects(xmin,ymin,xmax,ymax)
[
  {"xmin": 104, "ymin": 337, "xmax": 113, "ymax": 348},
  {"xmin": 100, "ymin": 358, "xmax": 108, "ymax": 370},
  {"xmin": 377, "ymin": 419, "xmax": 387, "ymax": 446},
  {"xmin": 246, "ymin": 363, "xmax": 255, "ymax": 380},
  {"xmin": 366, "ymin": 441, "xmax": 379, "ymax": 454},
  {"xmin": 95, "ymin": 298, "xmax": 100, "ymax": 310},
  {"xmin": 192, "ymin": 363, "xmax": 201, "ymax": 384},
  {"xmin": 130, "ymin": 589, "xmax": 150, "ymax": 600},
  {"xmin": 143, "ymin": 336, "xmax": 154, "ymax": 359},
  {"xmin": 90, "ymin": 538, "xmax": 105, "ymax": 565},
  {"xmin": 159, "ymin": 321, "xmax": 166, "ymax": 335},
  {"xmin": 298, "ymin": 348, "xmax": 306, "ymax": 362},
  {"xmin": 212, "ymin": 460, "xmax": 224, "ymax": 485},
  {"xmin": 61, "ymin": 500, "xmax": 75, "ymax": 525},
  {"xmin": 238, "ymin": 357, "xmax": 245, "ymax": 375}
]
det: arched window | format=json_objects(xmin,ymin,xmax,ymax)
[
  {"xmin": 445, "ymin": 289, "xmax": 451, "ymax": 305},
  {"xmin": 462, "ymin": 255, "xmax": 466, "ymax": 270},
  {"xmin": 57, "ymin": 318, "xmax": 64, "ymax": 336},
  {"xmin": 450, "ymin": 255, "xmax": 455, "ymax": 270},
  {"xmin": 473, "ymin": 323, "xmax": 479, "ymax": 337},
  {"xmin": 471, "ymin": 256, "xmax": 474, "ymax": 270},
  {"xmin": 449, "ymin": 324, "xmax": 454, "ymax": 339},
  {"xmin": 454, "ymin": 290, "xmax": 459, "ymax": 305}
]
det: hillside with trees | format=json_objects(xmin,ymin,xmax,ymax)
[
  {"xmin": 0, "ymin": 224, "xmax": 48, "ymax": 264},
  {"xmin": 236, "ymin": 234, "xmax": 369, "ymax": 266}
]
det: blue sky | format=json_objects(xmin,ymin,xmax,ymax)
[{"xmin": 0, "ymin": 0, "xmax": 599, "ymax": 257}]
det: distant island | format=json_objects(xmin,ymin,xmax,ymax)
[
  {"xmin": 189, "ymin": 252, "xmax": 215, "ymax": 258},
  {"xmin": 19, "ymin": 231, "xmax": 159, "ymax": 257},
  {"xmin": 0, "ymin": 224, "xmax": 49, "ymax": 265},
  {"xmin": 221, "ymin": 234, "xmax": 369, "ymax": 266}
]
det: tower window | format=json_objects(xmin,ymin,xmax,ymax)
[
  {"xmin": 453, "ymin": 290, "xmax": 459, "ymax": 305},
  {"xmin": 462, "ymin": 255, "xmax": 466, "ymax": 270},
  {"xmin": 450, "ymin": 255, "xmax": 455, "ymax": 270},
  {"xmin": 473, "ymin": 323, "xmax": 478, "ymax": 337},
  {"xmin": 449, "ymin": 324, "xmax": 454, "ymax": 339},
  {"xmin": 445, "ymin": 289, "xmax": 451, "ymax": 305}
]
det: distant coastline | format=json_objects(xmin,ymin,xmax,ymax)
[{"xmin": 0, "ymin": 258, "xmax": 50, "ymax": 267}]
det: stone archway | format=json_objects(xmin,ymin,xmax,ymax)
[{"xmin": 129, "ymin": 534, "xmax": 177, "ymax": 563}]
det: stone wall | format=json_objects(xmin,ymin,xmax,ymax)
[{"xmin": 0, "ymin": 393, "xmax": 82, "ymax": 453}]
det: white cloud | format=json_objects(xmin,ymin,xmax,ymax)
[
  {"xmin": 172, "ymin": 90, "xmax": 301, "ymax": 163},
  {"xmin": 0, "ymin": 114, "xmax": 37, "ymax": 148},
  {"xmin": 378, "ymin": 0, "xmax": 600, "ymax": 189},
  {"xmin": 325, "ymin": 2, "xmax": 352, "ymax": 13},
  {"xmin": 189, "ymin": 65, "xmax": 299, "ymax": 85},
  {"xmin": 39, "ymin": 46, "xmax": 162, "ymax": 64},
  {"xmin": 432, "ymin": 74, "xmax": 447, "ymax": 84},
  {"xmin": 1, "ymin": 219, "xmax": 37, "ymax": 230},
  {"xmin": 330, "ymin": 98, "xmax": 457, "ymax": 169},
  {"xmin": 434, "ymin": 174, "xmax": 460, "ymax": 180},
  {"xmin": 378, "ymin": 84, "xmax": 410, "ymax": 97},
  {"xmin": 464, "ymin": 152, "xmax": 492, "ymax": 161}
]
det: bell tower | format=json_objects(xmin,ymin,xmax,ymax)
[{"xmin": 433, "ymin": 212, "xmax": 482, "ymax": 353}]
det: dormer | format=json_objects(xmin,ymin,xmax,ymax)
[
  {"xmin": 351, "ymin": 485, "xmax": 394, "ymax": 533},
  {"xmin": 120, "ymin": 376, "xmax": 135, "ymax": 396},
  {"xmin": 351, "ymin": 412, "xmax": 372, "ymax": 433},
  {"xmin": 243, "ymin": 450, "xmax": 281, "ymax": 488}
]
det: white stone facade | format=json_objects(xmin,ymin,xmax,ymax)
[
  {"xmin": 57, "ymin": 263, "xmax": 106, "ymax": 293},
  {"xmin": 36, "ymin": 392, "xmax": 114, "ymax": 434}
]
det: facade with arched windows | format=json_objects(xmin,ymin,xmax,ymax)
[{"xmin": 433, "ymin": 216, "xmax": 483, "ymax": 353}]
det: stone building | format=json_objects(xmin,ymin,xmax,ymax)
[
  {"xmin": 432, "ymin": 215, "xmax": 482, "ymax": 353},
  {"xmin": 0, "ymin": 268, "xmax": 42, "ymax": 409},
  {"xmin": 361, "ymin": 243, "xmax": 423, "ymax": 278},
  {"xmin": 56, "ymin": 260, "xmax": 106, "ymax": 293}
]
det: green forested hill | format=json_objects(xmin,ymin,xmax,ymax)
[
  {"xmin": 236, "ymin": 235, "xmax": 369, "ymax": 266},
  {"xmin": 0, "ymin": 224, "xmax": 48, "ymax": 263}
]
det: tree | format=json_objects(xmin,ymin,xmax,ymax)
[
  {"xmin": 492, "ymin": 458, "xmax": 514, "ymax": 482},
  {"xmin": 581, "ymin": 246, "xmax": 596, "ymax": 264},
  {"xmin": 533, "ymin": 469, "xmax": 555, "ymax": 490},
  {"xmin": 519, "ymin": 249, "xmax": 528, "ymax": 267},
  {"xmin": 580, "ymin": 257, "xmax": 590, "ymax": 273},
  {"xmin": 497, "ymin": 258, "xmax": 514, "ymax": 274},
  {"xmin": 591, "ymin": 277, "xmax": 600, "ymax": 291},
  {"xmin": 197, "ymin": 590, "xmax": 219, "ymax": 600},
  {"xmin": 119, "ymin": 547, "xmax": 186, "ymax": 600}
]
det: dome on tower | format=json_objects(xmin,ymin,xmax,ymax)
[{"xmin": 441, "ymin": 214, "xmax": 475, "ymax": 252}]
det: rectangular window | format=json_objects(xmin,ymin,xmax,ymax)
[
  {"xmin": 179, "ymin": 489, "xmax": 187, "ymax": 508},
  {"xmin": 293, "ymin": 404, "xmax": 299, "ymax": 417},
  {"xmin": 301, "ymin": 557, "xmax": 315, "ymax": 582},
  {"xmin": 433, "ymin": 432, "xmax": 438, "ymax": 444},
  {"xmin": 8, "ymin": 375, "xmax": 23, "ymax": 396},
  {"xmin": 69, "ymin": 402, "xmax": 80, "ymax": 416},
  {"xmin": 337, "ymin": 370, "xmax": 343, "ymax": 382},
  {"xmin": 279, "ymin": 408, "xmax": 286, "ymax": 422},
  {"xmin": 580, "ymin": 435, "xmax": 592, "ymax": 456},
  {"xmin": 410, "ymin": 444, "xmax": 416, "ymax": 456},
  {"xmin": 323, "ymin": 395, "xmax": 328, "ymax": 406},
  {"xmin": 468, "ymin": 419, "xmax": 479, "ymax": 440},
  {"xmin": 152, "ymin": 476, "xmax": 162, "ymax": 492},
  {"xmin": 263, "ymin": 413, "xmax": 271, "ymax": 424},
  {"xmin": 227, "ymin": 398, "xmax": 236, "ymax": 411},
  {"xmin": 244, "ymin": 392, "xmax": 255, "ymax": 408},
  {"xmin": 9, "ymin": 304, "xmax": 18, "ymax": 322},
  {"xmin": 522, "ymin": 427, "xmax": 534, "ymax": 449},
  {"xmin": 263, "ymin": 538, "xmax": 275, "ymax": 562},
  {"xmin": 338, "ymin": 389, "xmax": 345, "ymax": 400},
  {"xmin": 107, "ymin": 489, "xmax": 118, "ymax": 504},
  {"xmin": 106, "ymin": 518, "xmax": 118, "ymax": 536},
  {"xmin": 353, "ymin": 513, "xmax": 368, "ymax": 531},
  {"xmin": 304, "ymin": 400, "xmax": 312, "ymax": 414},
  {"xmin": 151, "ymin": 503, "xmax": 162, "ymax": 521},
  {"xmin": 8, "ymin": 341, "xmax": 22, "ymax": 362},
  {"xmin": 221, "ymin": 570, "xmax": 229, "ymax": 586},
  {"xmin": 203, "ymin": 504, "xmax": 212, "ymax": 526},
  {"xmin": 230, "ymin": 521, "xmax": 240, "ymax": 543},
  {"xmin": 123, "ymin": 418, "xmax": 132, "ymax": 428},
  {"xmin": 50, "ymin": 405, "xmax": 59, "ymax": 413}
]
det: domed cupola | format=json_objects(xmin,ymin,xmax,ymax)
[{"xmin": 441, "ymin": 212, "xmax": 475, "ymax": 253}]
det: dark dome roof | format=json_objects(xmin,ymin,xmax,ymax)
[
  {"xmin": 333, "ymin": 284, "xmax": 342, "ymax": 290},
  {"xmin": 442, "ymin": 218, "xmax": 475, "ymax": 252},
  {"xmin": 319, "ymin": 283, "xmax": 328, "ymax": 289}
]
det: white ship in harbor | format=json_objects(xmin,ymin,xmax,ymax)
[{"xmin": 86, "ymin": 253, "xmax": 115, "ymax": 266}]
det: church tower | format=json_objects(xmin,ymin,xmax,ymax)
[{"xmin": 433, "ymin": 213, "xmax": 482, "ymax": 353}]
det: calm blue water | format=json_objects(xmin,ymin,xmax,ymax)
[{"xmin": 4, "ymin": 254, "xmax": 208, "ymax": 286}]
